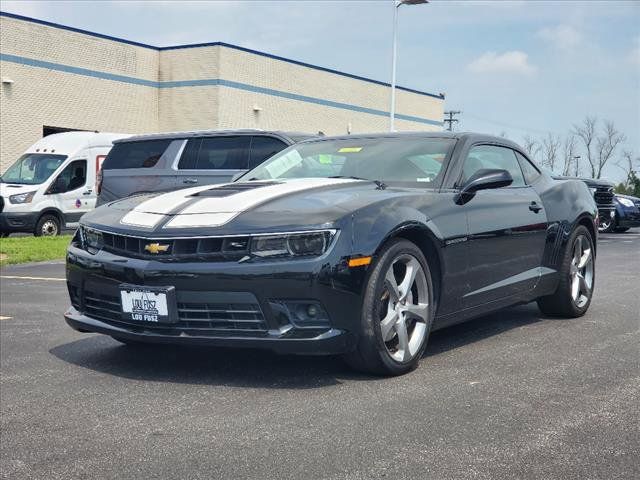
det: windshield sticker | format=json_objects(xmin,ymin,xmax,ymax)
[
  {"xmin": 318, "ymin": 154, "xmax": 333, "ymax": 164},
  {"xmin": 338, "ymin": 147, "xmax": 363, "ymax": 153},
  {"xmin": 265, "ymin": 150, "xmax": 304, "ymax": 179}
]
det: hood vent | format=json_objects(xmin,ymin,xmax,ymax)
[{"xmin": 190, "ymin": 182, "xmax": 280, "ymax": 198}]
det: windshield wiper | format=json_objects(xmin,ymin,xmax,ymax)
[{"xmin": 329, "ymin": 175, "xmax": 387, "ymax": 190}]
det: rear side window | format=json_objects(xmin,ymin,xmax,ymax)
[
  {"xmin": 178, "ymin": 136, "xmax": 251, "ymax": 170},
  {"xmin": 102, "ymin": 140, "xmax": 171, "ymax": 169},
  {"xmin": 249, "ymin": 136, "xmax": 287, "ymax": 168},
  {"xmin": 515, "ymin": 151, "xmax": 541, "ymax": 184}
]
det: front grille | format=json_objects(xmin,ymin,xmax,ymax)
[
  {"xmin": 634, "ymin": 200, "xmax": 640, "ymax": 209},
  {"xmin": 594, "ymin": 187, "xmax": 614, "ymax": 206},
  {"xmin": 79, "ymin": 286, "xmax": 269, "ymax": 336},
  {"xmin": 98, "ymin": 230, "xmax": 250, "ymax": 260}
]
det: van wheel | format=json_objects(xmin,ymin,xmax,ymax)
[{"xmin": 35, "ymin": 214, "xmax": 61, "ymax": 237}]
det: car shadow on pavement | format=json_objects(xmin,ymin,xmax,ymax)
[{"xmin": 50, "ymin": 303, "xmax": 548, "ymax": 389}]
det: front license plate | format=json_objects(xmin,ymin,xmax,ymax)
[{"xmin": 119, "ymin": 285, "xmax": 176, "ymax": 323}]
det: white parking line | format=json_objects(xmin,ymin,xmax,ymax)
[
  {"xmin": 0, "ymin": 316, "xmax": 12, "ymax": 321},
  {"xmin": 0, "ymin": 276, "xmax": 66, "ymax": 282}
]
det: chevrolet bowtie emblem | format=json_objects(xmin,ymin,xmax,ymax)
[{"xmin": 144, "ymin": 242, "xmax": 170, "ymax": 254}]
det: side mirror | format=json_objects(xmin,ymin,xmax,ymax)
[
  {"xmin": 47, "ymin": 177, "xmax": 67, "ymax": 194},
  {"xmin": 455, "ymin": 169, "xmax": 513, "ymax": 205}
]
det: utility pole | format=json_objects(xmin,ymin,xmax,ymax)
[{"xmin": 444, "ymin": 111, "xmax": 461, "ymax": 131}]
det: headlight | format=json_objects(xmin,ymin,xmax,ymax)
[
  {"xmin": 80, "ymin": 226, "xmax": 104, "ymax": 254},
  {"xmin": 617, "ymin": 197, "xmax": 635, "ymax": 208},
  {"xmin": 251, "ymin": 230, "xmax": 336, "ymax": 258},
  {"xmin": 9, "ymin": 191, "xmax": 36, "ymax": 204}
]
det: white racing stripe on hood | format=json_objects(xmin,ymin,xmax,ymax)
[
  {"xmin": 163, "ymin": 178, "xmax": 358, "ymax": 228},
  {"xmin": 120, "ymin": 184, "xmax": 227, "ymax": 227}
]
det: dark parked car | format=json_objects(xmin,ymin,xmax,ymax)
[
  {"xmin": 65, "ymin": 132, "xmax": 597, "ymax": 376},
  {"xmin": 96, "ymin": 129, "xmax": 315, "ymax": 206},
  {"xmin": 607, "ymin": 193, "xmax": 640, "ymax": 232}
]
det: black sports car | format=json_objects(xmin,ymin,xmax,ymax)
[{"xmin": 65, "ymin": 132, "xmax": 598, "ymax": 375}]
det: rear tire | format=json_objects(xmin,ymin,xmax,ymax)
[
  {"xmin": 537, "ymin": 225, "xmax": 595, "ymax": 317},
  {"xmin": 34, "ymin": 214, "xmax": 60, "ymax": 237},
  {"xmin": 344, "ymin": 239, "xmax": 434, "ymax": 376}
]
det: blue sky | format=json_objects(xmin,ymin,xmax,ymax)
[{"xmin": 2, "ymin": 0, "xmax": 639, "ymax": 182}]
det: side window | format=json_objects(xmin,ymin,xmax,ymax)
[
  {"xmin": 249, "ymin": 136, "xmax": 287, "ymax": 169},
  {"xmin": 102, "ymin": 140, "xmax": 171, "ymax": 170},
  {"xmin": 177, "ymin": 139, "xmax": 200, "ymax": 170},
  {"xmin": 462, "ymin": 145, "xmax": 525, "ymax": 187},
  {"xmin": 515, "ymin": 151, "xmax": 541, "ymax": 184},
  {"xmin": 52, "ymin": 160, "xmax": 87, "ymax": 193},
  {"xmin": 195, "ymin": 136, "xmax": 251, "ymax": 170}
]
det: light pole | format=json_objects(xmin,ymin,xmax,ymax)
[{"xmin": 390, "ymin": 0, "xmax": 428, "ymax": 132}]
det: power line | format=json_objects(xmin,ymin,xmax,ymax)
[
  {"xmin": 463, "ymin": 112, "xmax": 561, "ymax": 136},
  {"xmin": 444, "ymin": 110, "xmax": 461, "ymax": 131}
]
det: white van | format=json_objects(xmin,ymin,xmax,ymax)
[{"xmin": 0, "ymin": 132, "xmax": 130, "ymax": 236}]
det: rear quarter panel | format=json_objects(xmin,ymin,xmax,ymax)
[{"xmin": 534, "ymin": 175, "xmax": 597, "ymax": 273}]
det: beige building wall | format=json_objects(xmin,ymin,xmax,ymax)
[
  {"xmin": 0, "ymin": 14, "xmax": 159, "ymax": 170},
  {"xmin": 0, "ymin": 13, "xmax": 444, "ymax": 172},
  {"xmin": 216, "ymin": 46, "xmax": 443, "ymax": 135}
]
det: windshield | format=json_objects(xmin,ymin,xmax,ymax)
[
  {"xmin": 1, "ymin": 153, "xmax": 67, "ymax": 185},
  {"xmin": 242, "ymin": 137, "xmax": 455, "ymax": 185}
]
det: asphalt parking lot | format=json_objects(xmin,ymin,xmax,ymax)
[{"xmin": 1, "ymin": 231, "xmax": 638, "ymax": 480}]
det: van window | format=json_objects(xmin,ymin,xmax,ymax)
[
  {"xmin": 249, "ymin": 136, "xmax": 287, "ymax": 169},
  {"xmin": 102, "ymin": 140, "xmax": 171, "ymax": 169},
  {"xmin": 1, "ymin": 154, "xmax": 67, "ymax": 185},
  {"xmin": 178, "ymin": 136, "xmax": 251, "ymax": 170},
  {"xmin": 51, "ymin": 160, "xmax": 87, "ymax": 193}
]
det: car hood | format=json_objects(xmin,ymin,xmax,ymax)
[
  {"xmin": 0, "ymin": 183, "xmax": 42, "ymax": 197},
  {"xmin": 616, "ymin": 193, "xmax": 639, "ymax": 202},
  {"xmin": 82, "ymin": 178, "xmax": 419, "ymax": 236},
  {"xmin": 553, "ymin": 176, "xmax": 614, "ymax": 188}
]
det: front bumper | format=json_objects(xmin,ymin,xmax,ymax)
[
  {"xmin": 0, "ymin": 211, "xmax": 38, "ymax": 233},
  {"xmin": 617, "ymin": 209, "xmax": 640, "ymax": 228},
  {"xmin": 64, "ymin": 241, "xmax": 366, "ymax": 355},
  {"xmin": 64, "ymin": 307, "xmax": 353, "ymax": 354}
]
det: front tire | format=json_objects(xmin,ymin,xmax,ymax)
[
  {"xmin": 344, "ymin": 239, "xmax": 434, "ymax": 376},
  {"xmin": 537, "ymin": 225, "xmax": 595, "ymax": 317},
  {"xmin": 34, "ymin": 214, "xmax": 60, "ymax": 237}
]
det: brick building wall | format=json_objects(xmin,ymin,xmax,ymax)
[{"xmin": 0, "ymin": 12, "xmax": 444, "ymax": 172}]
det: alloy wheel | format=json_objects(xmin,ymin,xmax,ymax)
[
  {"xmin": 570, "ymin": 234, "xmax": 594, "ymax": 308},
  {"xmin": 41, "ymin": 220, "xmax": 58, "ymax": 236},
  {"xmin": 379, "ymin": 254, "xmax": 429, "ymax": 363}
]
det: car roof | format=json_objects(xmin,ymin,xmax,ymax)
[
  {"xmin": 296, "ymin": 131, "xmax": 526, "ymax": 150},
  {"xmin": 115, "ymin": 129, "xmax": 316, "ymax": 144},
  {"xmin": 25, "ymin": 132, "xmax": 131, "ymax": 155}
]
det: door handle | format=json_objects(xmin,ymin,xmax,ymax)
[
  {"xmin": 529, "ymin": 201, "xmax": 542, "ymax": 213},
  {"xmin": 183, "ymin": 178, "xmax": 198, "ymax": 184},
  {"xmin": 83, "ymin": 189, "xmax": 93, "ymax": 196}
]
